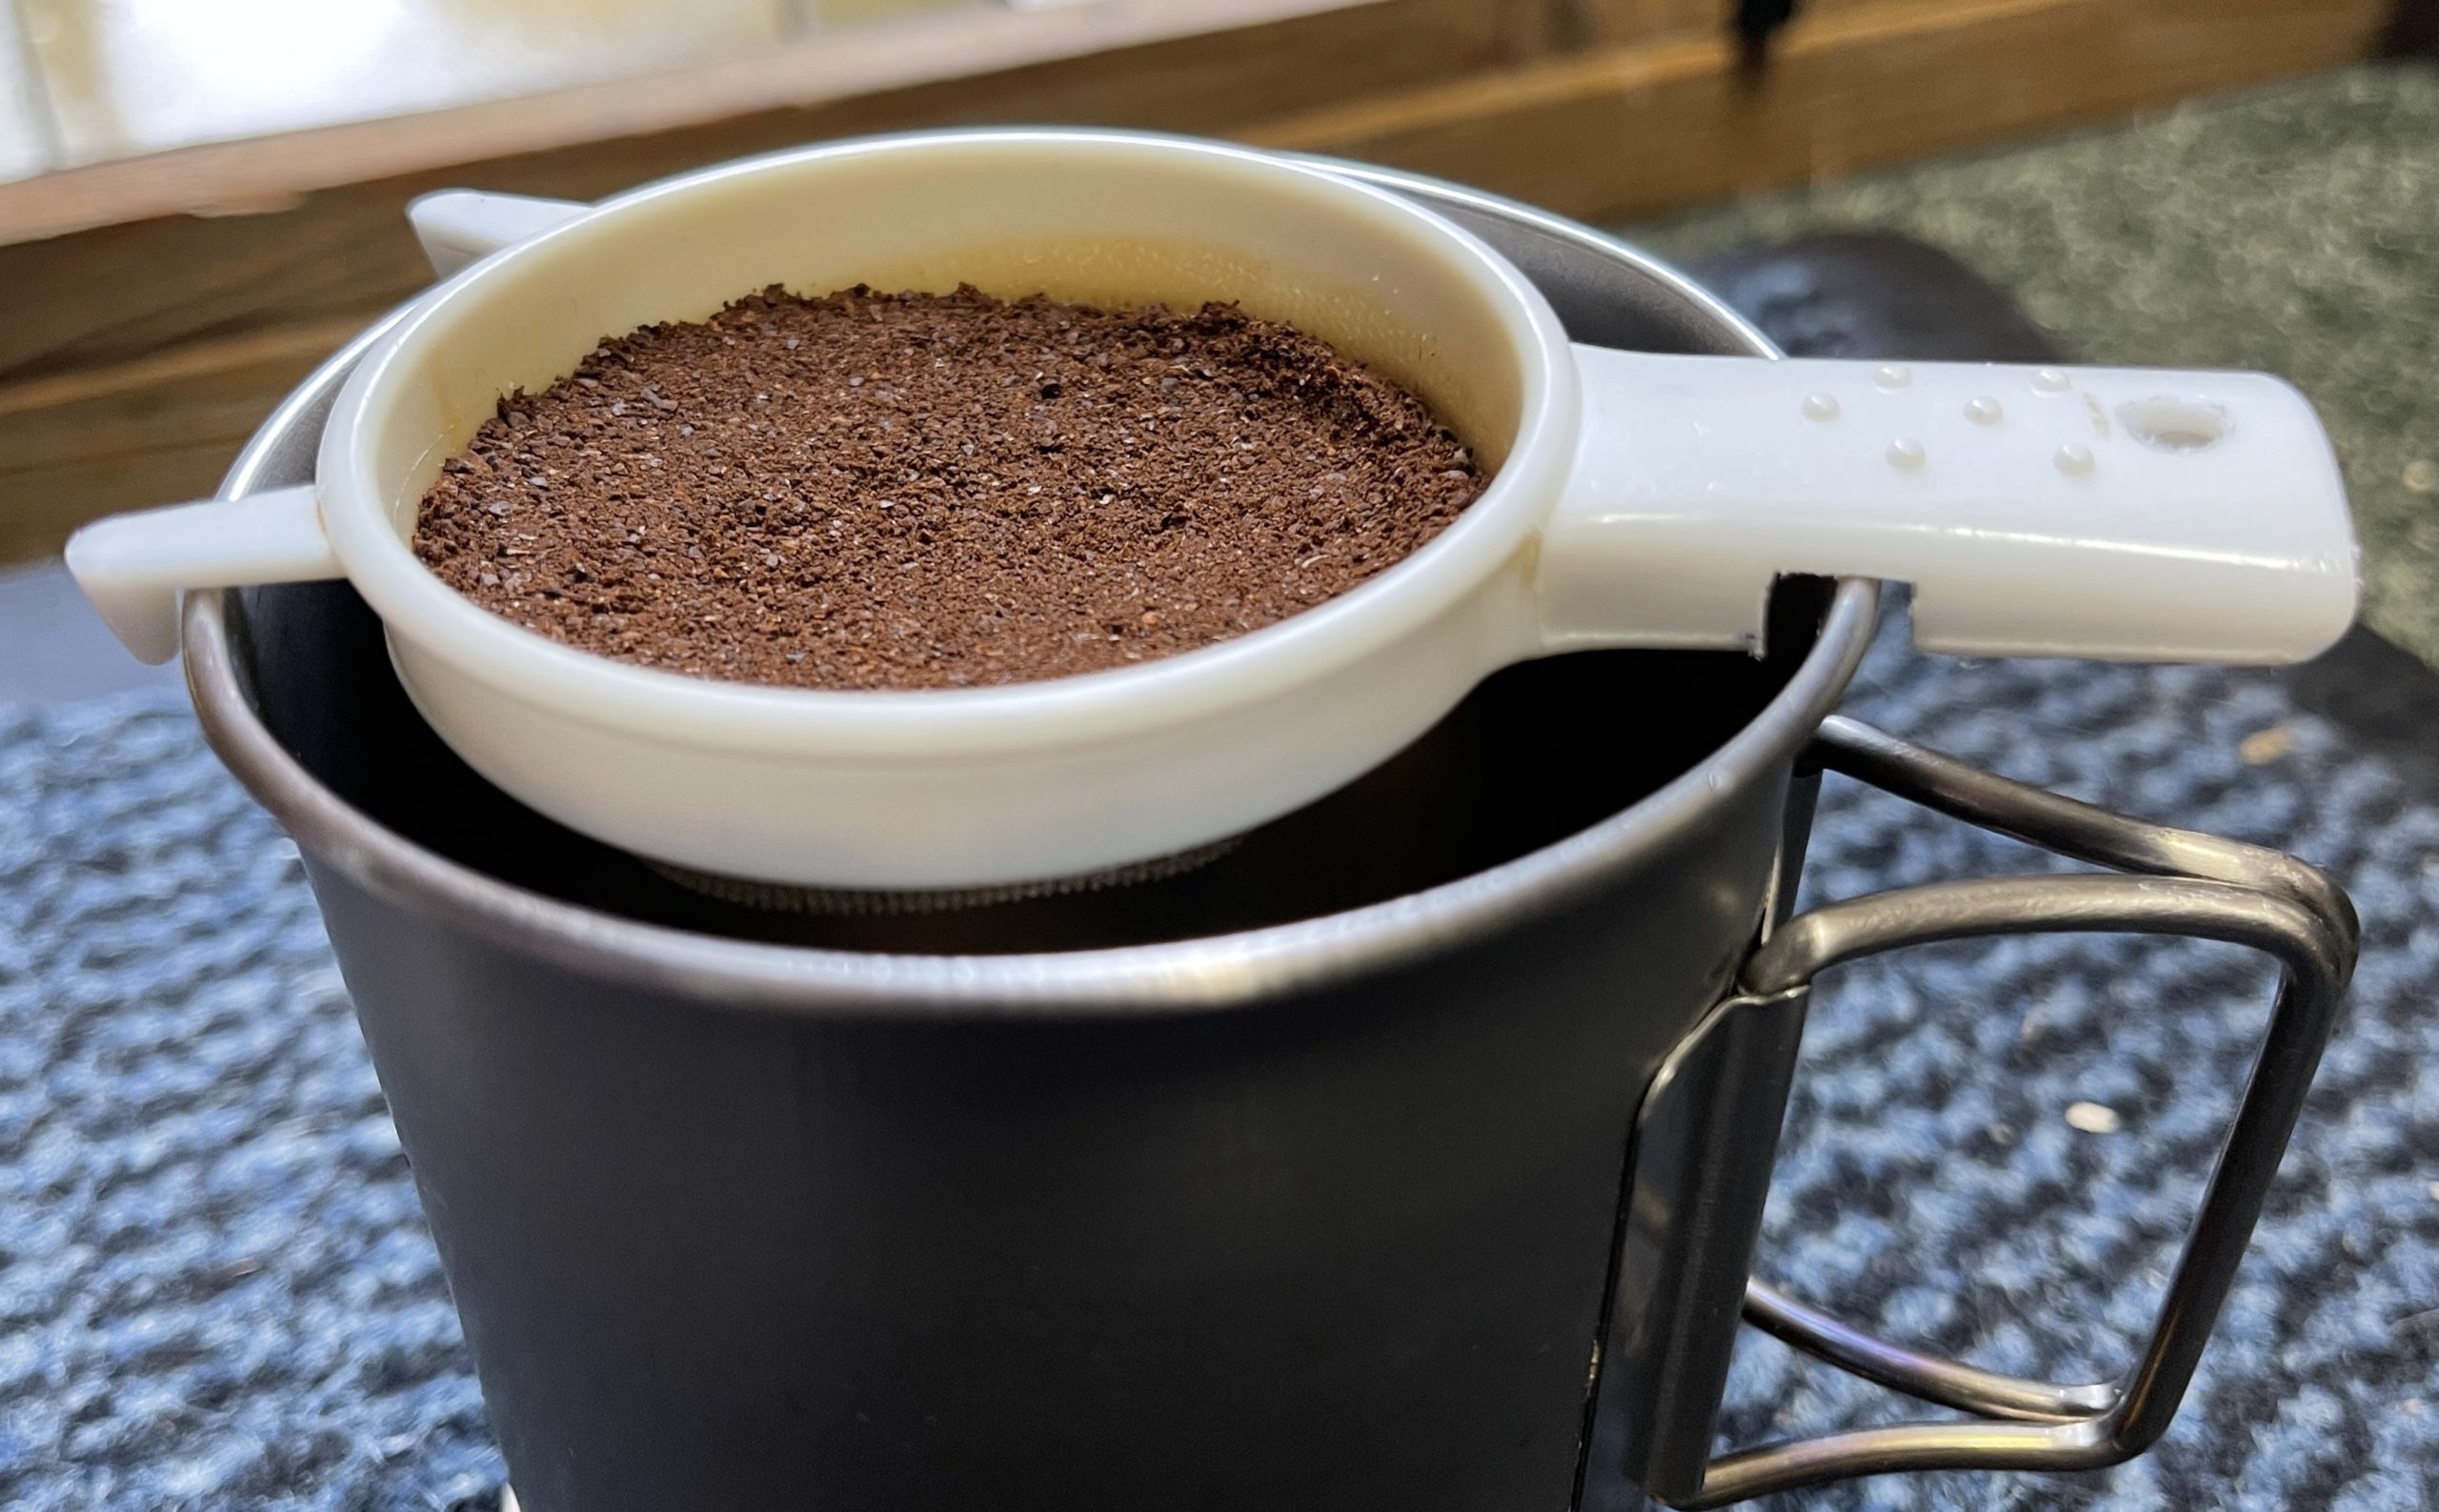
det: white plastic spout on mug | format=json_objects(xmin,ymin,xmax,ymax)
[{"xmin": 58, "ymin": 131, "xmax": 2363, "ymax": 890}]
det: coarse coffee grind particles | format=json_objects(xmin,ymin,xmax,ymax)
[{"xmin": 413, "ymin": 285, "xmax": 1484, "ymax": 691}]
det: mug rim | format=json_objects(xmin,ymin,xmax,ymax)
[
  {"xmin": 184, "ymin": 148, "xmax": 1882, "ymax": 1018},
  {"xmin": 319, "ymin": 130, "xmax": 1581, "ymax": 756}
]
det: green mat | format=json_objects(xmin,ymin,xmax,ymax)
[{"xmin": 1635, "ymin": 61, "xmax": 2439, "ymax": 669}]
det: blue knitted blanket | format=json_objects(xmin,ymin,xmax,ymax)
[{"xmin": 4, "ymin": 609, "xmax": 2435, "ymax": 1510}]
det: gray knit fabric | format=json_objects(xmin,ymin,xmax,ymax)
[
  {"xmin": 0, "ymin": 697, "xmax": 500, "ymax": 1511},
  {"xmin": 4, "ymin": 609, "xmax": 2434, "ymax": 1510}
]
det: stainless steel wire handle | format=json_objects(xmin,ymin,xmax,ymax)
[{"xmin": 1659, "ymin": 716, "xmax": 2359, "ymax": 1509}]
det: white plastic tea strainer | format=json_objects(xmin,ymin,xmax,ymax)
[{"xmin": 69, "ymin": 131, "xmax": 2357, "ymax": 890}]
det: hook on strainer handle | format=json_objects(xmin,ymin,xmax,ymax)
[
  {"xmin": 65, "ymin": 485, "xmax": 336, "ymax": 663},
  {"xmin": 408, "ymin": 190, "xmax": 589, "ymax": 277}
]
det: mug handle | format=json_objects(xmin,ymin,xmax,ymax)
[{"xmin": 1608, "ymin": 716, "xmax": 2356, "ymax": 1508}]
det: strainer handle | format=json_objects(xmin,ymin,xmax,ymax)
[
  {"xmin": 1633, "ymin": 716, "xmax": 2356, "ymax": 1508},
  {"xmin": 66, "ymin": 484, "xmax": 337, "ymax": 663},
  {"xmin": 408, "ymin": 190, "xmax": 588, "ymax": 277},
  {"xmin": 1540, "ymin": 346, "xmax": 2359, "ymax": 664}
]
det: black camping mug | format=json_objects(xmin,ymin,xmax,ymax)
[{"xmin": 182, "ymin": 161, "xmax": 2357, "ymax": 1512}]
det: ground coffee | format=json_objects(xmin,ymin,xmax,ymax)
[{"xmin": 413, "ymin": 286, "xmax": 1482, "ymax": 690}]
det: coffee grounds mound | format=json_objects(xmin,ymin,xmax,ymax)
[{"xmin": 412, "ymin": 285, "xmax": 1483, "ymax": 690}]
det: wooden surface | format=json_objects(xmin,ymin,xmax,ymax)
[
  {"xmin": 0, "ymin": 0, "xmax": 2389, "ymax": 563},
  {"xmin": 1249, "ymin": 0, "xmax": 2390, "ymax": 217}
]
